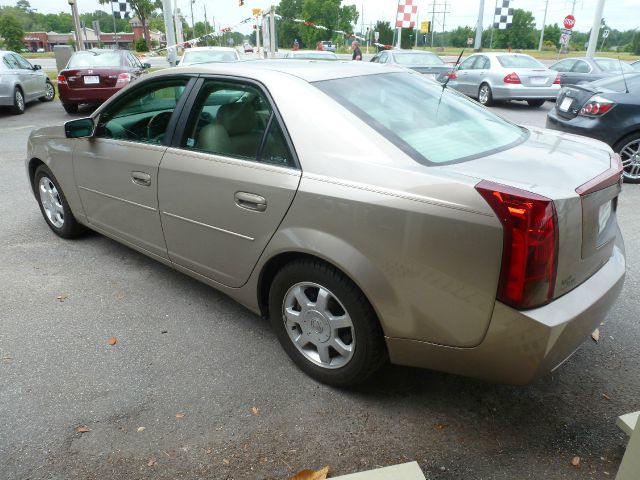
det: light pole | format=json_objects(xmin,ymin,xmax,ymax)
[
  {"xmin": 68, "ymin": 0, "xmax": 84, "ymax": 50},
  {"xmin": 586, "ymin": 0, "xmax": 605, "ymax": 58}
]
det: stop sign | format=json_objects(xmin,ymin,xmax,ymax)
[{"xmin": 564, "ymin": 15, "xmax": 575, "ymax": 30}]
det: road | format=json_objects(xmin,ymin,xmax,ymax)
[{"xmin": 0, "ymin": 94, "xmax": 638, "ymax": 480}]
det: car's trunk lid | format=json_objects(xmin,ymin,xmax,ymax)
[
  {"xmin": 61, "ymin": 68, "xmax": 120, "ymax": 89},
  {"xmin": 514, "ymin": 68, "xmax": 557, "ymax": 87},
  {"xmin": 438, "ymin": 127, "xmax": 622, "ymax": 301},
  {"xmin": 555, "ymin": 84, "xmax": 598, "ymax": 119}
]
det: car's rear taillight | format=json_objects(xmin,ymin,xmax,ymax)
[
  {"xmin": 57, "ymin": 75, "xmax": 67, "ymax": 85},
  {"xmin": 553, "ymin": 73, "xmax": 561, "ymax": 84},
  {"xmin": 503, "ymin": 72, "xmax": 521, "ymax": 84},
  {"xmin": 476, "ymin": 180, "xmax": 558, "ymax": 309},
  {"xmin": 579, "ymin": 95, "xmax": 615, "ymax": 117},
  {"xmin": 447, "ymin": 71, "xmax": 458, "ymax": 80},
  {"xmin": 115, "ymin": 72, "xmax": 131, "ymax": 86}
]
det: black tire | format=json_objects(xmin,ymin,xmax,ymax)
[
  {"xmin": 33, "ymin": 164, "xmax": 86, "ymax": 238},
  {"xmin": 268, "ymin": 259, "xmax": 387, "ymax": 387},
  {"xmin": 11, "ymin": 87, "xmax": 25, "ymax": 114},
  {"xmin": 39, "ymin": 80, "xmax": 55, "ymax": 102},
  {"xmin": 62, "ymin": 103, "xmax": 78, "ymax": 114},
  {"xmin": 614, "ymin": 132, "xmax": 640, "ymax": 184},
  {"xmin": 527, "ymin": 99, "xmax": 545, "ymax": 108},
  {"xmin": 478, "ymin": 83, "xmax": 493, "ymax": 106}
]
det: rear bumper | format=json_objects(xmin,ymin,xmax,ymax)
[
  {"xmin": 387, "ymin": 235, "xmax": 625, "ymax": 384},
  {"xmin": 546, "ymin": 108, "xmax": 616, "ymax": 147},
  {"xmin": 492, "ymin": 84, "xmax": 561, "ymax": 101},
  {"xmin": 58, "ymin": 85, "xmax": 123, "ymax": 104}
]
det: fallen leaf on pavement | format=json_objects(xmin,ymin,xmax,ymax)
[
  {"xmin": 591, "ymin": 329, "xmax": 600, "ymax": 343},
  {"xmin": 147, "ymin": 458, "xmax": 156, "ymax": 467},
  {"xmin": 289, "ymin": 466, "xmax": 330, "ymax": 480},
  {"xmin": 223, "ymin": 458, "xmax": 230, "ymax": 465},
  {"xmin": 56, "ymin": 294, "xmax": 68, "ymax": 302},
  {"xmin": 137, "ymin": 427, "xmax": 145, "ymax": 432},
  {"xmin": 75, "ymin": 425, "xmax": 90, "ymax": 433},
  {"xmin": 107, "ymin": 337, "xmax": 117, "ymax": 346},
  {"xmin": 435, "ymin": 423, "xmax": 448, "ymax": 430},
  {"xmin": 602, "ymin": 393, "xmax": 611, "ymax": 401},
  {"xmin": 571, "ymin": 456, "xmax": 581, "ymax": 467},
  {"xmin": 251, "ymin": 406, "xmax": 259, "ymax": 416},
  {"xmin": 175, "ymin": 412, "xmax": 185, "ymax": 418}
]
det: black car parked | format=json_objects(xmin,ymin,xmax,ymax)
[
  {"xmin": 548, "ymin": 57, "xmax": 635, "ymax": 86},
  {"xmin": 546, "ymin": 73, "xmax": 640, "ymax": 183}
]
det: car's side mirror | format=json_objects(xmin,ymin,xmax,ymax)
[
  {"xmin": 143, "ymin": 62, "xmax": 151, "ymax": 69},
  {"xmin": 65, "ymin": 117, "xmax": 95, "ymax": 138},
  {"xmin": 33, "ymin": 64, "xmax": 41, "ymax": 70}
]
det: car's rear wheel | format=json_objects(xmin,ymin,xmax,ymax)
[
  {"xmin": 39, "ymin": 80, "xmax": 55, "ymax": 102},
  {"xmin": 615, "ymin": 133, "xmax": 640, "ymax": 184},
  {"xmin": 268, "ymin": 259, "xmax": 387, "ymax": 387},
  {"xmin": 527, "ymin": 99, "xmax": 545, "ymax": 108},
  {"xmin": 62, "ymin": 103, "xmax": 78, "ymax": 114},
  {"xmin": 11, "ymin": 87, "xmax": 25, "ymax": 114},
  {"xmin": 33, "ymin": 165, "xmax": 86, "ymax": 238},
  {"xmin": 478, "ymin": 83, "xmax": 493, "ymax": 106}
]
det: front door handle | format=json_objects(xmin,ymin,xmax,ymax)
[
  {"xmin": 131, "ymin": 171, "xmax": 151, "ymax": 187},
  {"xmin": 235, "ymin": 192, "xmax": 267, "ymax": 212}
]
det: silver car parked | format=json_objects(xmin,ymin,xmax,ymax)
[
  {"xmin": 449, "ymin": 52, "xmax": 560, "ymax": 107},
  {"xmin": 0, "ymin": 50, "xmax": 55, "ymax": 114},
  {"xmin": 26, "ymin": 61, "xmax": 625, "ymax": 387}
]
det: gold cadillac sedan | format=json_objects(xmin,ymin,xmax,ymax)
[{"xmin": 26, "ymin": 61, "xmax": 626, "ymax": 387}]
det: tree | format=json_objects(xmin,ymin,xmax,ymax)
[
  {"xmin": 633, "ymin": 31, "xmax": 640, "ymax": 55},
  {"xmin": 492, "ymin": 9, "xmax": 536, "ymax": 49},
  {"xmin": 298, "ymin": 0, "xmax": 358, "ymax": 48},
  {"xmin": 275, "ymin": 0, "xmax": 303, "ymax": 48},
  {"xmin": 98, "ymin": 0, "xmax": 161, "ymax": 48},
  {"xmin": 373, "ymin": 20, "xmax": 393, "ymax": 46},
  {"xmin": 0, "ymin": 13, "xmax": 25, "ymax": 52},
  {"xmin": 135, "ymin": 36, "xmax": 148, "ymax": 51}
]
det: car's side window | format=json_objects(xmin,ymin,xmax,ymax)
[
  {"xmin": 3, "ymin": 55, "xmax": 19, "ymax": 69},
  {"xmin": 458, "ymin": 56, "xmax": 476, "ymax": 70},
  {"xmin": 95, "ymin": 79, "xmax": 189, "ymax": 145},
  {"xmin": 181, "ymin": 79, "xmax": 294, "ymax": 168},
  {"xmin": 475, "ymin": 56, "xmax": 489, "ymax": 69},
  {"xmin": 572, "ymin": 60, "xmax": 591, "ymax": 73},
  {"xmin": 552, "ymin": 59, "xmax": 575, "ymax": 72},
  {"xmin": 379, "ymin": 52, "xmax": 389, "ymax": 63},
  {"xmin": 371, "ymin": 55, "xmax": 379, "ymax": 63},
  {"xmin": 12, "ymin": 54, "xmax": 33, "ymax": 70},
  {"xmin": 128, "ymin": 53, "xmax": 142, "ymax": 68}
]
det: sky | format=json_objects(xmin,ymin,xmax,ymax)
[{"xmin": 11, "ymin": 0, "xmax": 640, "ymax": 35}]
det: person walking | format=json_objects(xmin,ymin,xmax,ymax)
[
  {"xmin": 316, "ymin": 41, "xmax": 324, "ymax": 51},
  {"xmin": 293, "ymin": 39, "xmax": 300, "ymax": 51},
  {"xmin": 351, "ymin": 40, "xmax": 362, "ymax": 61}
]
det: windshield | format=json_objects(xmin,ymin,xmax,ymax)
[
  {"xmin": 291, "ymin": 52, "xmax": 337, "ymax": 60},
  {"xmin": 393, "ymin": 53, "xmax": 444, "ymax": 66},
  {"xmin": 315, "ymin": 72, "xmax": 526, "ymax": 165},
  {"xmin": 68, "ymin": 51, "xmax": 121, "ymax": 68},
  {"xmin": 590, "ymin": 73, "xmax": 640, "ymax": 93},
  {"xmin": 497, "ymin": 55, "xmax": 544, "ymax": 68},
  {"xmin": 182, "ymin": 50, "xmax": 238, "ymax": 64},
  {"xmin": 594, "ymin": 58, "xmax": 633, "ymax": 72}
]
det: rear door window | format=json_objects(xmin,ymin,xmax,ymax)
[
  {"xmin": 571, "ymin": 60, "xmax": 591, "ymax": 73},
  {"xmin": 551, "ymin": 59, "xmax": 576, "ymax": 72},
  {"xmin": 457, "ymin": 56, "xmax": 477, "ymax": 70}
]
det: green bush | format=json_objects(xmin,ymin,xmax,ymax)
[{"xmin": 135, "ymin": 37, "xmax": 149, "ymax": 52}]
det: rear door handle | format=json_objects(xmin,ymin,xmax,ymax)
[
  {"xmin": 235, "ymin": 192, "xmax": 267, "ymax": 212},
  {"xmin": 131, "ymin": 171, "xmax": 151, "ymax": 187}
]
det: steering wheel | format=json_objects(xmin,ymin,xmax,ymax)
[{"xmin": 146, "ymin": 111, "xmax": 174, "ymax": 142}]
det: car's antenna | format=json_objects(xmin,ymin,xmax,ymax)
[
  {"xmin": 618, "ymin": 57, "xmax": 630, "ymax": 94},
  {"xmin": 442, "ymin": 49, "xmax": 465, "ymax": 91}
]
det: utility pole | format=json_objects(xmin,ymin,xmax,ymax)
[
  {"xmin": 430, "ymin": 1, "xmax": 436, "ymax": 47},
  {"xmin": 586, "ymin": 0, "xmax": 605, "ymax": 58},
  {"xmin": 473, "ymin": 0, "xmax": 484, "ymax": 51},
  {"xmin": 162, "ymin": 0, "xmax": 177, "ymax": 65},
  {"xmin": 396, "ymin": 0, "xmax": 402, "ymax": 49},
  {"xmin": 190, "ymin": 0, "xmax": 195, "ymax": 40},
  {"xmin": 537, "ymin": 0, "xmax": 549, "ymax": 51},
  {"xmin": 67, "ymin": 0, "xmax": 84, "ymax": 51}
]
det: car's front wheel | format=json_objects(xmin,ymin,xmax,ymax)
[
  {"xmin": 478, "ymin": 83, "xmax": 493, "ymax": 106},
  {"xmin": 33, "ymin": 164, "xmax": 86, "ymax": 238},
  {"xmin": 268, "ymin": 259, "xmax": 387, "ymax": 387},
  {"xmin": 527, "ymin": 99, "xmax": 545, "ymax": 108},
  {"xmin": 11, "ymin": 87, "xmax": 25, "ymax": 114},
  {"xmin": 615, "ymin": 133, "xmax": 640, "ymax": 184},
  {"xmin": 39, "ymin": 80, "xmax": 55, "ymax": 102}
]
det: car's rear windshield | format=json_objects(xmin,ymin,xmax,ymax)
[
  {"xmin": 393, "ymin": 53, "xmax": 444, "ymax": 66},
  {"xmin": 292, "ymin": 52, "xmax": 337, "ymax": 60},
  {"xmin": 497, "ymin": 55, "xmax": 544, "ymax": 68},
  {"xmin": 315, "ymin": 72, "xmax": 526, "ymax": 165},
  {"xmin": 590, "ymin": 73, "xmax": 640, "ymax": 93},
  {"xmin": 68, "ymin": 51, "xmax": 121, "ymax": 68},
  {"xmin": 594, "ymin": 58, "xmax": 633, "ymax": 72},
  {"xmin": 183, "ymin": 50, "xmax": 238, "ymax": 63}
]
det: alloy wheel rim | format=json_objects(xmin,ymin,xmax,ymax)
[
  {"xmin": 16, "ymin": 91, "xmax": 24, "ymax": 111},
  {"xmin": 479, "ymin": 86, "xmax": 489, "ymax": 104},
  {"xmin": 620, "ymin": 139, "xmax": 640, "ymax": 180},
  {"xmin": 282, "ymin": 282, "xmax": 355, "ymax": 369},
  {"xmin": 45, "ymin": 83, "xmax": 54, "ymax": 100},
  {"xmin": 38, "ymin": 176, "xmax": 64, "ymax": 228}
]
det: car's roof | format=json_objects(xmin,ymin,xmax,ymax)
[
  {"xmin": 185, "ymin": 46, "xmax": 237, "ymax": 52},
  {"xmin": 168, "ymin": 59, "xmax": 400, "ymax": 82},
  {"xmin": 469, "ymin": 52, "xmax": 535, "ymax": 58},
  {"xmin": 392, "ymin": 50, "xmax": 438, "ymax": 55}
]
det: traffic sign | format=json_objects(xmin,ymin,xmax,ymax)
[
  {"xmin": 560, "ymin": 32, "xmax": 570, "ymax": 46},
  {"xmin": 467, "ymin": 37, "xmax": 473, "ymax": 46},
  {"xmin": 564, "ymin": 15, "xmax": 575, "ymax": 30},
  {"xmin": 420, "ymin": 21, "xmax": 431, "ymax": 34},
  {"xmin": 603, "ymin": 29, "xmax": 610, "ymax": 38},
  {"xmin": 374, "ymin": 31, "xmax": 379, "ymax": 41}
]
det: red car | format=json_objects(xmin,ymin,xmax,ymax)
[{"xmin": 57, "ymin": 49, "xmax": 150, "ymax": 114}]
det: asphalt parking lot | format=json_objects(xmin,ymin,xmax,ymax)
[{"xmin": 1, "ymin": 96, "xmax": 638, "ymax": 480}]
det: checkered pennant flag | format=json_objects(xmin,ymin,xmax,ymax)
[
  {"xmin": 493, "ymin": 0, "xmax": 514, "ymax": 30},
  {"xmin": 112, "ymin": 0, "xmax": 131, "ymax": 19},
  {"xmin": 395, "ymin": 0, "xmax": 418, "ymax": 29}
]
